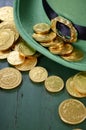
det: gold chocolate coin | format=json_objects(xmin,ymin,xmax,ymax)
[
  {"xmin": 0, "ymin": 21, "xmax": 19, "ymax": 41},
  {"xmin": 61, "ymin": 48, "xmax": 84, "ymax": 61},
  {"xmin": 33, "ymin": 23, "xmax": 50, "ymax": 34},
  {"xmin": 58, "ymin": 99, "xmax": 86, "ymax": 125},
  {"xmin": 0, "ymin": 6, "xmax": 13, "ymax": 21},
  {"xmin": 0, "ymin": 67, "xmax": 22, "ymax": 89},
  {"xmin": 32, "ymin": 31, "xmax": 56, "ymax": 43},
  {"xmin": 49, "ymin": 42, "xmax": 65, "ymax": 55},
  {"xmin": 15, "ymin": 56, "xmax": 37, "ymax": 71},
  {"xmin": 60, "ymin": 43, "xmax": 74, "ymax": 55},
  {"xmin": 66, "ymin": 76, "xmax": 86, "ymax": 98},
  {"xmin": 29, "ymin": 66, "xmax": 48, "ymax": 82},
  {"xmin": 40, "ymin": 41, "xmax": 56, "ymax": 47},
  {"xmin": 0, "ymin": 49, "xmax": 11, "ymax": 59},
  {"xmin": 18, "ymin": 40, "xmax": 36, "ymax": 56},
  {"xmin": 73, "ymin": 72, "xmax": 86, "ymax": 94},
  {"xmin": 44, "ymin": 75, "xmax": 64, "ymax": 92},
  {"xmin": 41, "ymin": 36, "xmax": 64, "ymax": 47},
  {"xmin": 7, "ymin": 51, "xmax": 25, "ymax": 65},
  {"xmin": 0, "ymin": 29, "xmax": 14, "ymax": 51}
]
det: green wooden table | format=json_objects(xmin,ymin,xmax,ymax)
[{"xmin": 0, "ymin": 0, "xmax": 86, "ymax": 130}]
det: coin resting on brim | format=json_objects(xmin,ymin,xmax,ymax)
[
  {"xmin": 58, "ymin": 99, "xmax": 86, "ymax": 125},
  {"xmin": 32, "ymin": 31, "xmax": 56, "ymax": 43},
  {"xmin": 44, "ymin": 75, "xmax": 64, "ymax": 92},
  {"xmin": 61, "ymin": 48, "xmax": 84, "ymax": 61},
  {"xmin": 32, "ymin": 21, "xmax": 84, "ymax": 62},
  {"xmin": 49, "ymin": 42, "xmax": 73, "ymax": 55},
  {"xmin": 33, "ymin": 23, "xmax": 51, "ymax": 34}
]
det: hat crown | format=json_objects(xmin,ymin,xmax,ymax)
[{"xmin": 47, "ymin": 0, "xmax": 86, "ymax": 26}]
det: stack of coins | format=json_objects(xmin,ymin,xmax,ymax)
[
  {"xmin": 0, "ymin": 6, "xmax": 39, "ymax": 73},
  {"xmin": 66, "ymin": 72, "xmax": 86, "ymax": 98},
  {"xmin": 32, "ymin": 23, "xmax": 84, "ymax": 62}
]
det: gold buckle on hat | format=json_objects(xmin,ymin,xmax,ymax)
[{"xmin": 51, "ymin": 16, "xmax": 78, "ymax": 43}]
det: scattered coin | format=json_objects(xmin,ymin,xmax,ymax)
[
  {"xmin": 29, "ymin": 66, "xmax": 48, "ymax": 82},
  {"xmin": 32, "ymin": 31, "xmax": 56, "ymax": 43},
  {"xmin": 0, "ymin": 67, "xmax": 22, "ymax": 89},
  {"xmin": 18, "ymin": 39, "xmax": 36, "ymax": 56},
  {"xmin": 0, "ymin": 6, "xmax": 13, "ymax": 21},
  {"xmin": 66, "ymin": 76, "xmax": 86, "ymax": 98},
  {"xmin": 15, "ymin": 56, "xmax": 37, "ymax": 71},
  {"xmin": 0, "ymin": 21, "xmax": 19, "ymax": 41},
  {"xmin": 44, "ymin": 75, "xmax": 64, "ymax": 92},
  {"xmin": 7, "ymin": 51, "xmax": 25, "ymax": 65},
  {"xmin": 33, "ymin": 23, "xmax": 50, "ymax": 34},
  {"xmin": 73, "ymin": 71, "xmax": 86, "ymax": 94},
  {"xmin": 58, "ymin": 99, "xmax": 86, "ymax": 125},
  {"xmin": 0, "ymin": 29, "xmax": 14, "ymax": 51}
]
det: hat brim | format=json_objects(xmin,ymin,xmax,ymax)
[{"xmin": 14, "ymin": 0, "xmax": 86, "ymax": 71}]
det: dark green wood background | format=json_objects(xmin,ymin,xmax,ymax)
[{"xmin": 0, "ymin": 0, "xmax": 86, "ymax": 130}]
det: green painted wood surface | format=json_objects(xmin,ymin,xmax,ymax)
[{"xmin": 0, "ymin": 0, "xmax": 86, "ymax": 130}]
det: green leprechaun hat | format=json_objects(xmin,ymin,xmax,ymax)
[{"xmin": 13, "ymin": 0, "xmax": 86, "ymax": 71}]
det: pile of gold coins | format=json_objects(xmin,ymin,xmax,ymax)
[
  {"xmin": 32, "ymin": 21, "xmax": 84, "ymax": 62},
  {"xmin": 0, "ymin": 6, "xmax": 39, "ymax": 89},
  {"xmin": 0, "ymin": 6, "xmax": 86, "ymax": 127}
]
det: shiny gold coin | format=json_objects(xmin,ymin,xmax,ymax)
[
  {"xmin": 29, "ymin": 66, "xmax": 48, "ymax": 82},
  {"xmin": 0, "ymin": 49, "xmax": 11, "ymax": 59},
  {"xmin": 60, "ymin": 43, "xmax": 74, "ymax": 55},
  {"xmin": 40, "ymin": 36, "xmax": 64, "ymax": 47},
  {"xmin": 40, "ymin": 41, "xmax": 56, "ymax": 47},
  {"xmin": 33, "ymin": 23, "xmax": 50, "ymax": 34},
  {"xmin": 7, "ymin": 51, "xmax": 25, "ymax": 65},
  {"xmin": 49, "ymin": 42, "xmax": 73, "ymax": 55},
  {"xmin": 0, "ymin": 67, "xmax": 22, "ymax": 89},
  {"xmin": 66, "ymin": 76, "xmax": 86, "ymax": 98},
  {"xmin": 44, "ymin": 75, "xmax": 64, "ymax": 92},
  {"xmin": 32, "ymin": 31, "xmax": 56, "ymax": 43},
  {"xmin": 49, "ymin": 42, "xmax": 65, "ymax": 55},
  {"xmin": 58, "ymin": 99, "xmax": 86, "ymax": 125},
  {"xmin": 0, "ymin": 29, "xmax": 14, "ymax": 51},
  {"xmin": 73, "ymin": 72, "xmax": 86, "ymax": 94},
  {"xmin": 61, "ymin": 48, "xmax": 84, "ymax": 61},
  {"xmin": 0, "ymin": 21, "xmax": 19, "ymax": 41},
  {"xmin": 18, "ymin": 39, "xmax": 36, "ymax": 56},
  {"xmin": 15, "ymin": 56, "xmax": 37, "ymax": 71},
  {"xmin": 0, "ymin": 6, "xmax": 13, "ymax": 21}
]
